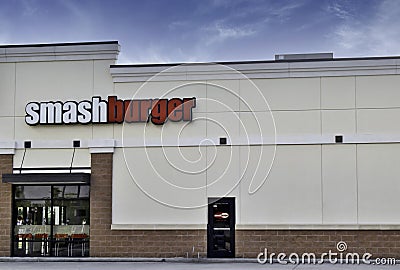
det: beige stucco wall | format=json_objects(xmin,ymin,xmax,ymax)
[{"xmin": 111, "ymin": 73, "xmax": 400, "ymax": 227}]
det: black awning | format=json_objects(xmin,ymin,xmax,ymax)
[{"xmin": 2, "ymin": 173, "xmax": 90, "ymax": 184}]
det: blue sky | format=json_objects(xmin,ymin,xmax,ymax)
[{"xmin": 1, "ymin": 0, "xmax": 399, "ymax": 64}]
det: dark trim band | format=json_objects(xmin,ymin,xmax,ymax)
[
  {"xmin": 110, "ymin": 55, "xmax": 400, "ymax": 68},
  {"xmin": 0, "ymin": 41, "xmax": 118, "ymax": 49},
  {"xmin": 2, "ymin": 173, "xmax": 90, "ymax": 184}
]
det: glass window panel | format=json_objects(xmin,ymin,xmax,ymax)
[
  {"xmin": 14, "ymin": 200, "xmax": 51, "ymax": 226},
  {"xmin": 53, "ymin": 186, "xmax": 79, "ymax": 199},
  {"xmin": 15, "ymin": 186, "xmax": 51, "ymax": 200},
  {"xmin": 63, "ymin": 186, "xmax": 78, "ymax": 199},
  {"xmin": 78, "ymin": 186, "xmax": 89, "ymax": 198},
  {"xmin": 53, "ymin": 200, "xmax": 89, "ymax": 226}
]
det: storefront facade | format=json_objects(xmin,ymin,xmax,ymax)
[{"xmin": 1, "ymin": 41, "xmax": 400, "ymax": 258}]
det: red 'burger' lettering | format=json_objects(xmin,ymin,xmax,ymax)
[
  {"xmin": 151, "ymin": 99, "xmax": 168, "ymax": 125},
  {"xmin": 183, "ymin": 98, "xmax": 196, "ymax": 121},
  {"xmin": 108, "ymin": 96, "xmax": 124, "ymax": 123},
  {"xmin": 168, "ymin": 98, "xmax": 183, "ymax": 122}
]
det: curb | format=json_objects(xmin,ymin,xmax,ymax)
[{"xmin": 0, "ymin": 257, "xmax": 258, "ymax": 263}]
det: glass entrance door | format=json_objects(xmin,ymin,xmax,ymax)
[
  {"xmin": 13, "ymin": 185, "xmax": 90, "ymax": 257},
  {"xmin": 207, "ymin": 197, "xmax": 235, "ymax": 258}
]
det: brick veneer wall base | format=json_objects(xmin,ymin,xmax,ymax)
[
  {"xmin": 0, "ymin": 155, "xmax": 12, "ymax": 256},
  {"xmin": 236, "ymin": 230, "xmax": 400, "ymax": 259}
]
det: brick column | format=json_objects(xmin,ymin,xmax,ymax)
[
  {"xmin": 0, "ymin": 155, "xmax": 13, "ymax": 257},
  {"xmin": 90, "ymin": 153, "xmax": 113, "ymax": 257}
]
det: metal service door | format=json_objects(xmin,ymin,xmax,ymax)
[{"xmin": 207, "ymin": 197, "xmax": 235, "ymax": 258}]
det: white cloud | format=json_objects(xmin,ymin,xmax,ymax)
[
  {"xmin": 326, "ymin": 1, "xmax": 353, "ymax": 20},
  {"xmin": 56, "ymin": 0, "xmax": 97, "ymax": 40},
  {"xmin": 215, "ymin": 22, "xmax": 256, "ymax": 39},
  {"xmin": 331, "ymin": 0, "xmax": 400, "ymax": 56},
  {"xmin": 119, "ymin": 44, "xmax": 173, "ymax": 64},
  {"xmin": 202, "ymin": 21, "xmax": 256, "ymax": 45},
  {"xmin": 334, "ymin": 25, "xmax": 364, "ymax": 50},
  {"xmin": 21, "ymin": 0, "xmax": 39, "ymax": 16},
  {"xmin": 210, "ymin": 0, "xmax": 232, "ymax": 8},
  {"xmin": 198, "ymin": 0, "xmax": 307, "ymax": 45},
  {"xmin": 168, "ymin": 21, "xmax": 187, "ymax": 31},
  {"xmin": 269, "ymin": 1, "xmax": 305, "ymax": 22}
]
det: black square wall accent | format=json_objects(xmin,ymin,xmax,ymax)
[
  {"xmin": 73, "ymin": 140, "xmax": 81, "ymax": 148},
  {"xmin": 24, "ymin": 141, "xmax": 31, "ymax": 148}
]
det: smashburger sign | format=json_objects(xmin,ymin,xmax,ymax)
[{"xmin": 25, "ymin": 96, "xmax": 196, "ymax": 125}]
